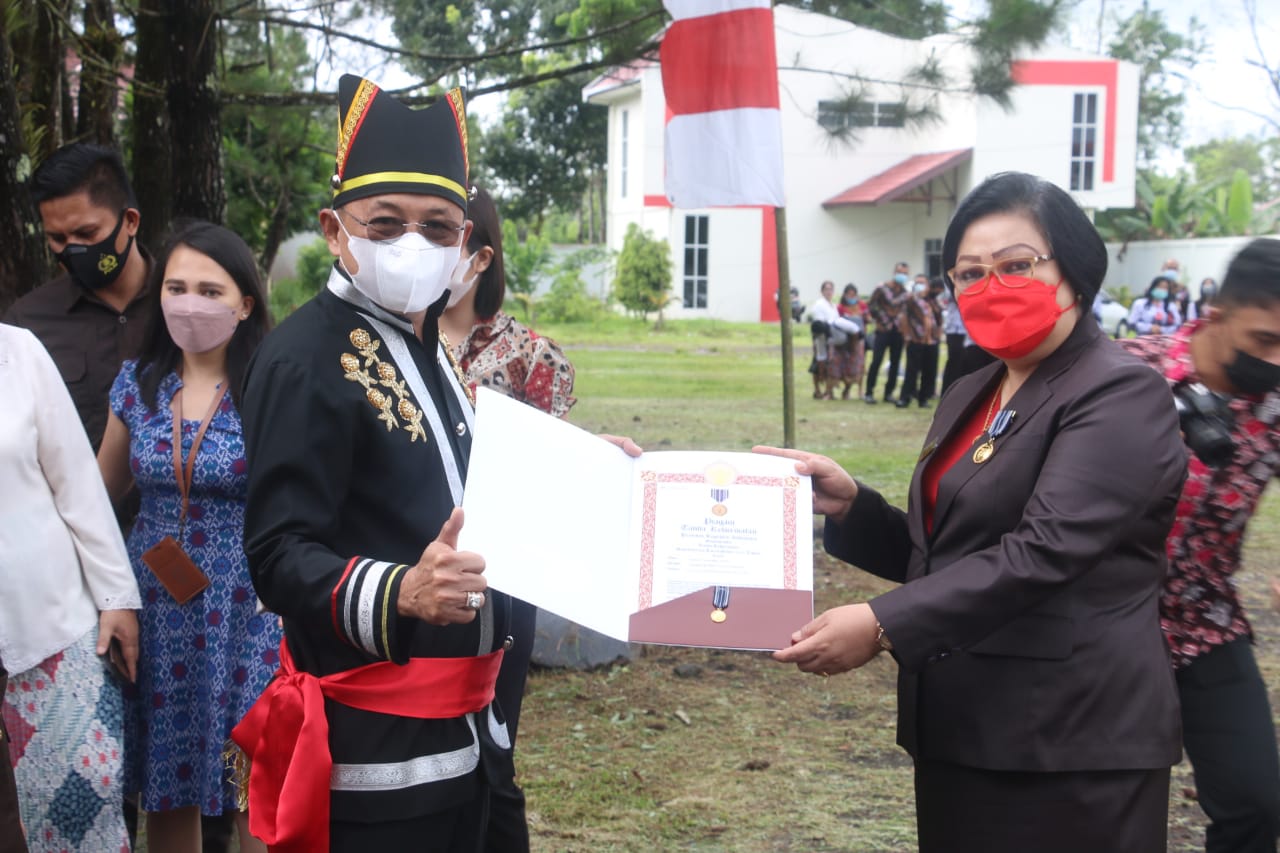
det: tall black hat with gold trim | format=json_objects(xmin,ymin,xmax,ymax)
[{"xmin": 330, "ymin": 74, "xmax": 469, "ymax": 211}]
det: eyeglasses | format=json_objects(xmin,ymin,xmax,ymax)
[
  {"xmin": 338, "ymin": 209, "xmax": 465, "ymax": 246},
  {"xmin": 948, "ymin": 254, "xmax": 1055, "ymax": 293}
]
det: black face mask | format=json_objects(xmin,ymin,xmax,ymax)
[
  {"xmin": 55, "ymin": 210, "xmax": 134, "ymax": 291},
  {"xmin": 1224, "ymin": 349, "xmax": 1280, "ymax": 396}
]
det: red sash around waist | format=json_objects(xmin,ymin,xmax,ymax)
[{"xmin": 230, "ymin": 639, "xmax": 503, "ymax": 853}]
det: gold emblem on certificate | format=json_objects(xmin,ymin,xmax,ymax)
[{"xmin": 705, "ymin": 461, "xmax": 736, "ymax": 515}]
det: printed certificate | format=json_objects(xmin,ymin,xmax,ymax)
[{"xmin": 458, "ymin": 389, "xmax": 814, "ymax": 650}]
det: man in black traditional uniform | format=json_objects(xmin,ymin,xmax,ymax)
[{"xmin": 232, "ymin": 76, "xmax": 517, "ymax": 852}]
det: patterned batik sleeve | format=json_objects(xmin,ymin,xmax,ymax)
[{"xmin": 524, "ymin": 334, "xmax": 577, "ymax": 419}]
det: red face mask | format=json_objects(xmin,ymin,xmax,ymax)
[{"xmin": 956, "ymin": 274, "xmax": 1070, "ymax": 360}]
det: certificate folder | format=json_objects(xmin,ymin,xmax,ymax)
[
  {"xmin": 459, "ymin": 388, "xmax": 814, "ymax": 652},
  {"xmin": 628, "ymin": 586, "xmax": 813, "ymax": 651}
]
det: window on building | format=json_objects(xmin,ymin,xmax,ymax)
[
  {"xmin": 817, "ymin": 100, "xmax": 906, "ymax": 130},
  {"xmin": 683, "ymin": 214, "xmax": 709, "ymax": 309},
  {"xmin": 620, "ymin": 110, "xmax": 629, "ymax": 198},
  {"xmin": 1070, "ymin": 93, "xmax": 1097, "ymax": 192},
  {"xmin": 924, "ymin": 238, "xmax": 943, "ymax": 280}
]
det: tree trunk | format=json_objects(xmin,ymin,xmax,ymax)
[
  {"xmin": 76, "ymin": 0, "xmax": 122, "ymax": 146},
  {"xmin": 131, "ymin": 0, "xmax": 172, "ymax": 249},
  {"xmin": 0, "ymin": 11, "xmax": 54, "ymax": 312},
  {"xmin": 596, "ymin": 171, "xmax": 606, "ymax": 245},
  {"xmin": 132, "ymin": 0, "xmax": 224, "ymax": 246},
  {"xmin": 23, "ymin": 0, "xmax": 71, "ymax": 160},
  {"xmin": 260, "ymin": 184, "xmax": 291, "ymax": 282},
  {"xmin": 168, "ymin": 0, "xmax": 225, "ymax": 224},
  {"xmin": 586, "ymin": 170, "xmax": 597, "ymax": 244}
]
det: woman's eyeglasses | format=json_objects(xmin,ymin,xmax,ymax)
[
  {"xmin": 339, "ymin": 209, "xmax": 465, "ymax": 246},
  {"xmin": 948, "ymin": 254, "xmax": 1054, "ymax": 292}
]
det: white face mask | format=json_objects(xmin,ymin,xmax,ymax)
[
  {"xmin": 446, "ymin": 251, "xmax": 478, "ymax": 308},
  {"xmin": 338, "ymin": 214, "xmax": 460, "ymax": 314}
]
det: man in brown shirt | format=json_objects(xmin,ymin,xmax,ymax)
[
  {"xmin": 895, "ymin": 275, "xmax": 938, "ymax": 408},
  {"xmin": 2, "ymin": 143, "xmax": 149, "ymax": 450}
]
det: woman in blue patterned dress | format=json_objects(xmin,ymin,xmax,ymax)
[{"xmin": 97, "ymin": 222, "xmax": 279, "ymax": 853}]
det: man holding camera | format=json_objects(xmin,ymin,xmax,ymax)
[{"xmin": 1122, "ymin": 237, "xmax": 1280, "ymax": 853}]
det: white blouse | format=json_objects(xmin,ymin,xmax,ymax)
[{"xmin": 0, "ymin": 324, "xmax": 140, "ymax": 674}]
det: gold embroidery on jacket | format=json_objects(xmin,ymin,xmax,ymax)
[{"xmin": 341, "ymin": 329, "xmax": 429, "ymax": 442}]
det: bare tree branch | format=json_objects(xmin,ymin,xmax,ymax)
[
  {"xmin": 225, "ymin": 8, "xmax": 665, "ymax": 68},
  {"xmin": 218, "ymin": 43, "xmax": 661, "ymax": 107}
]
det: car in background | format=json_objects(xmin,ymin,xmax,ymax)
[{"xmin": 1094, "ymin": 291, "xmax": 1130, "ymax": 338}]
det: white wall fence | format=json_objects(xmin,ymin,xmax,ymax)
[{"xmin": 1102, "ymin": 235, "xmax": 1280, "ymax": 300}]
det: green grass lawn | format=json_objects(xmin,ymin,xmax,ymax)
[{"xmin": 510, "ymin": 315, "xmax": 1280, "ymax": 852}]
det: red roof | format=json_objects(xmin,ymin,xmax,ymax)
[{"xmin": 823, "ymin": 149, "xmax": 972, "ymax": 208}]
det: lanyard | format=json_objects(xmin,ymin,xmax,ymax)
[{"xmin": 169, "ymin": 384, "xmax": 226, "ymax": 536}]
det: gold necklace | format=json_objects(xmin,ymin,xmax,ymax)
[
  {"xmin": 972, "ymin": 378, "xmax": 1004, "ymax": 464},
  {"xmin": 437, "ymin": 330, "xmax": 475, "ymax": 408}
]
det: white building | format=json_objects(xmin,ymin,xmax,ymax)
[{"xmin": 583, "ymin": 6, "xmax": 1140, "ymax": 322}]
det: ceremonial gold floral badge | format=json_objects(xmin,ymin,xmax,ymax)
[{"xmin": 340, "ymin": 328, "xmax": 427, "ymax": 442}]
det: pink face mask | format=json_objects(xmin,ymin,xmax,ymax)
[{"xmin": 162, "ymin": 293, "xmax": 240, "ymax": 353}]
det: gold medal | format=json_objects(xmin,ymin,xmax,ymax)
[
  {"xmin": 710, "ymin": 585, "xmax": 730, "ymax": 622},
  {"xmin": 973, "ymin": 440, "xmax": 994, "ymax": 464},
  {"xmin": 970, "ymin": 377, "xmax": 1006, "ymax": 466}
]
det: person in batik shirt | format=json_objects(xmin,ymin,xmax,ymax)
[
  {"xmin": 439, "ymin": 183, "xmax": 575, "ymax": 853},
  {"xmin": 1121, "ymin": 237, "xmax": 1280, "ymax": 853},
  {"xmin": 440, "ymin": 185, "xmax": 575, "ymax": 421}
]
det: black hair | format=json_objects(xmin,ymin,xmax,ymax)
[
  {"xmin": 136, "ymin": 220, "xmax": 271, "ymax": 412},
  {"xmin": 1143, "ymin": 276, "xmax": 1176, "ymax": 312},
  {"xmin": 1216, "ymin": 238, "xmax": 1280, "ymax": 310},
  {"xmin": 465, "ymin": 185, "xmax": 508, "ymax": 318},
  {"xmin": 842, "ymin": 283, "xmax": 858, "ymax": 298},
  {"xmin": 1195, "ymin": 276, "xmax": 1218, "ymax": 315},
  {"xmin": 942, "ymin": 172, "xmax": 1107, "ymax": 306},
  {"xmin": 31, "ymin": 143, "xmax": 136, "ymax": 210}
]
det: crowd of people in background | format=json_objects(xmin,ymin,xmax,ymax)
[
  {"xmin": 811, "ymin": 253, "xmax": 1225, "ymax": 407},
  {"xmin": 806, "ymin": 261, "xmax": 993, "ymax": 409}
]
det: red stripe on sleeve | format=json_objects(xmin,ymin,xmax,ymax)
[
  {"xmin": 331, "ymin": 556, "xmax": 360, "ymax": 638},
  {"xmin": 661, "ymin": 8, "xmax": 779, "ymax": 115}
]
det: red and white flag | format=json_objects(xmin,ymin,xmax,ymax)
[{"xmin": 661, "ymin": 0, "xmax": 785, "ymax": 209}]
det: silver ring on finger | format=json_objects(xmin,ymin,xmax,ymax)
[{"xmin": 465, "ymin": 590, "xmax": 485, "ymax": 611}]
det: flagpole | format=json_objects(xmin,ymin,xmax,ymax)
[{"xmin": 774, "ymin": 206, "xmax": 796, "ymax": 448}]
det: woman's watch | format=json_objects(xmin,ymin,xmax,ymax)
[{"xmin": 875, "ymin": 622, "xmax": 894, "ymax": 653}]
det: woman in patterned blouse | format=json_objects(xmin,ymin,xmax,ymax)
[
  {"xmin": 439, "ymin": 184, "xmax": 575, "ymax": 853},
  {"xmin": 440, "ymin": 185, "xmax": 576, "ymax": 418}
]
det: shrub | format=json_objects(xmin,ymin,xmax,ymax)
[{"xmin": 612, "ymin": 224, "xmax": 673, "ymax": 327}]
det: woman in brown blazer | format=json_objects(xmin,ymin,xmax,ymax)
[{"xmin": 763, "ymin": 172, "xmax": 1186, "ymax": 852}]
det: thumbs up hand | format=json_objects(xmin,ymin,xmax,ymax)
[{"xmin": 397, "ymin": 507, "xmax": 488, "ymax": 625}]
